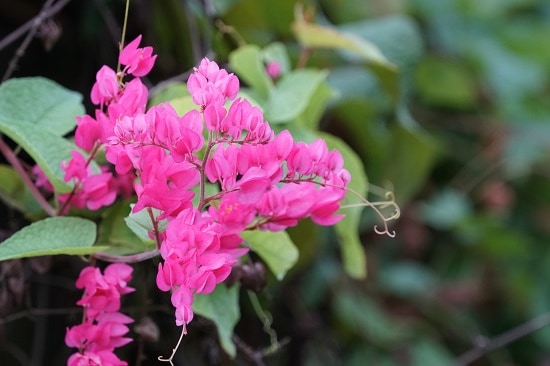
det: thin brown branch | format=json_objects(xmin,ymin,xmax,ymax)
[
  {"xmin": 453, "ymin": 312, "xmax": 550, "ymax": 366},
  {"xmin": 0, "ymin": 137, "xmax": 57, "ymax": 217},
  {"xmin": 0, "ymin": 0, "xmax": 71, "ymax": 52},
  {"xmin": 1, "ymin": 0, "xmax": 73, "ymax": 81}
]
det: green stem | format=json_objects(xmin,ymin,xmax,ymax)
[
  {"xmin": 116, "ymin": 0, "xmax": 131, "ymax": 75},
  {"xmin": 92, "ymin": 249, "xmax": 160, "ymax": 263},
  {"xmin": 198, "ymin": 132, "xmax": 215, "ymax": 211}
]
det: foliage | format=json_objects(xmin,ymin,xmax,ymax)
[{"xmin": 1, "ymin": 0, "xmax": 550, "ymax": 365}]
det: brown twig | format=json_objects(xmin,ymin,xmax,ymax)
[
  {"xmin": 0, "ymin": 137, "xmax": 57, "ymax": 217},
  {"xmin": 453, "ymin": 312, "xmax": 550, "ymax": 366},
  {"xmin": 0, "ymin": 0, "xmax": 71, "ymax": 52},
  {"xmin": 1, "ymin": 0, "xmax": 73, "ymax": 81}
]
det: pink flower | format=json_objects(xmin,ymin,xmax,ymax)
[
  {"xmin": 62, "ymin": 150, "xmax": 90, "ymax": 183},
  {"xmin": 66, "ymin": 264, "xmax": 134, "ymax": 366},
  {"xmin": 171, "ymin": 286, "xmax": 194, "ymax": 326},
  {"xmin": 187, "ymin": 58, "xmax": 239, "ymax": 106},
  {"xmin": 208, "ymin": 192, "xmax": 255, "ymax": 234},
  {"xmin": 235, "ymin": 167, "xmax": 272, "ymax": 204},
  {"xmin": 119, "ymin": 35, "xmax": 157, "ymax": 77},
  {"xmin": 90, "ymin": 66, "xmax": 119, "ymax": 106},
  {"xmin": 108, "ymin": 78, "xmax": 148, "ymax": 120},
  {"xmin": 81, "ymin": 173, "xmax": 117, "ymax": 210},
  {"xmin": 156, "ymin": 261, "xmax": 185, "ymax": 291},
  {"xmin": 75, "ymin": 115, "xmax": 102, "ymax": 152},
  {"xmin": 67, "ymin": 350, "xmax": 127, "ymax": 366}
]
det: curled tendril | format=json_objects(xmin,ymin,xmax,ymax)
[
  {"xmin": 280, "ymin": 178, "xmax": 401, "ymax": 237},
  {"xmin": 158, "ymin": 324, "xmax": 186, "ymax": 365},
  {"xmin": 339, "ymin": 188, "xmax": 400, "ymax": 238}
]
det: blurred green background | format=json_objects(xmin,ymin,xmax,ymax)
[{"xmin": 1, "ymin": 0, "xmax": 550, "ymax": 365}]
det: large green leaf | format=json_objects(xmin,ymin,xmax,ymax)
[
  {"xmin": 229, "ymin": 45, "xmax": 273, "ymax": 100},
  {"xmin": 149, "ymin": 82, "xmax": 198, "ymax": 116},
  {"xmin": 339, "ymin": 15, "xmax": 424, "ymax": 70},
  {"xmin": 0, "ymin": 217, "xmax": 101, "ymax": 261},
  {"xmin": 385, "ymin": 124, "xmax": 439, "ymax": 204},
  {"xmin": 193, "ymin": 284, "xmax": 240, "ymax": 358},
  {"xmin": 292, "ymin": 18, "xmax": 399, "ymax": 98},
  {"xmin": 414, "ymin": 56, "xmax": 477, "ymax": 109},
  {"xmin": 264, "ymin": 69, "xmax": 330, "ymax": 125},
  {"xmin": 0, "ymin": 77, "xmax": 84, "ymax": 136},
  {"xmin": 0, "ymin": 117, "xmax": 74, "ymax": 193},
  {"xmin": 96, "ymin": 201, "xmax": 156, "ymax": 256},
  {"xmin": 242, "ymin": 230, "xmax": 299, "ymax": 280},
  {"xmin": 261, "ymin": 42, "xmax": 292, "ymax": 75},
  {"xmin": 292, "ymin": 20, "xmax": 394, "ymax": 68},
  {"xmin": 412, "ymin": 339, "xmax": 454, "ymax": 366},
  {"xmin": 333, "ymin": 291, "xmax": 407, "ymax": 346}
]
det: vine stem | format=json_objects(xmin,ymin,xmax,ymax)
[
  {"xmin": 147, "ymin": 207, "xmax": 162, "ymax": 250},
  {"xmin": 0, "ymin": 137, "xmax": 57, "ymax": 217},
  {"xmin": 116, "ymin": 0, "xmax": 131, "ymax": 75},
  {"xmin": 158, "ymin": 325, "xmax": 186, "ymax": 365},
  {"xmin": 91, "ymin": 249, "xmax": 160, "ymax": 263},
  {"xmin": 57, "ymin": 143, "xmax": 101, "ymax": 215},
  {"xmin": 247, "ymin": 290, "xmax": 278, "ymax": 347}
]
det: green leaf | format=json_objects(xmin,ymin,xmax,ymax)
[
  {"xmin": 338, "ymin": 15, "xmax": 424, "ymax": 99},
  {"xmin": 165, "ymin": 95, "xmax": 198, "ymax": 116},
  {"xmin": 0, "ymin": 77, "xmax": 83, "ymax": 136},
  {"xmin": 0, "ymin": 117, "xmax": 75, "ymax": 193},
  {"xmin": 193, "ymin": 284, "xmax": 240, "ymax": 358},
  {"xmin": 0, "ymin": 164, "xmax": 42, "ymax": 216},
  {"xmin": 339, "ymin": 15, "xmax": 424, "ymax": 70},
  {"xmin": 319, "ymin": 132, "xmax": 369, "ymax": 279},
  {"xmin": 414, "ymin": 57, "xmax": 477, "ymax": 109},
  {"xmin": 0, "ymin": 217, "xmax": 101, "ymax": 261},
  {"xmin": 264, "ymin": 69, "xmax": 330, "ymax": 125},
  {"xmin": 242, "ymin": 230, "xmax": 299, "ymax": 280},
  {"xmin": 96, "ymin": 201, "xmax": 156, "ymax": 256},
  {"xmin": 292, "ymin": 20, "xmax": 395, "ymax": 68},
  {"xmin": 149, "ymin": 82, "xmax": 189, "ymax": 105},
  {"xmin": 261, "ymin": 42, "xmax": 291, "ymax": 75},
  {"xmin": 333, "ymin": 291, "xmax": 407, "ymax": 345},
  {"xmin": 149, "ymin": 82, "xmax": 198, "ymax": 116},
  {"xmin": 229, "ymin": 45, "xmax": 272, "ymax": 100},
  {"xmin": 412, "ymin": 339, "xmax": 454, "ymax": 366},
  {"xmin": 292, "ymin": 18, "xmax": 399, "ymax": 98},
  {"xmin": 385, "ymin": 124, "xmax": 439, "ymax": 204}
]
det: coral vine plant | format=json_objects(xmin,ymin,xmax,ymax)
[
  {"xmin": 43, "ymin": 36, "xmax": 354, "ymax": 363},
  {"xmin": 0, "ymin": 7, "xmax": 401, "ymax": 362}
]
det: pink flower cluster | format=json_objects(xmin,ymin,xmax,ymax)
[
  {"xmin": 65, "ymin": 263, "xmax": 134, "ymax": 366},
  {"xmin": 57, "ymin": 36, "xmax": 350, "ymax": 331}
]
